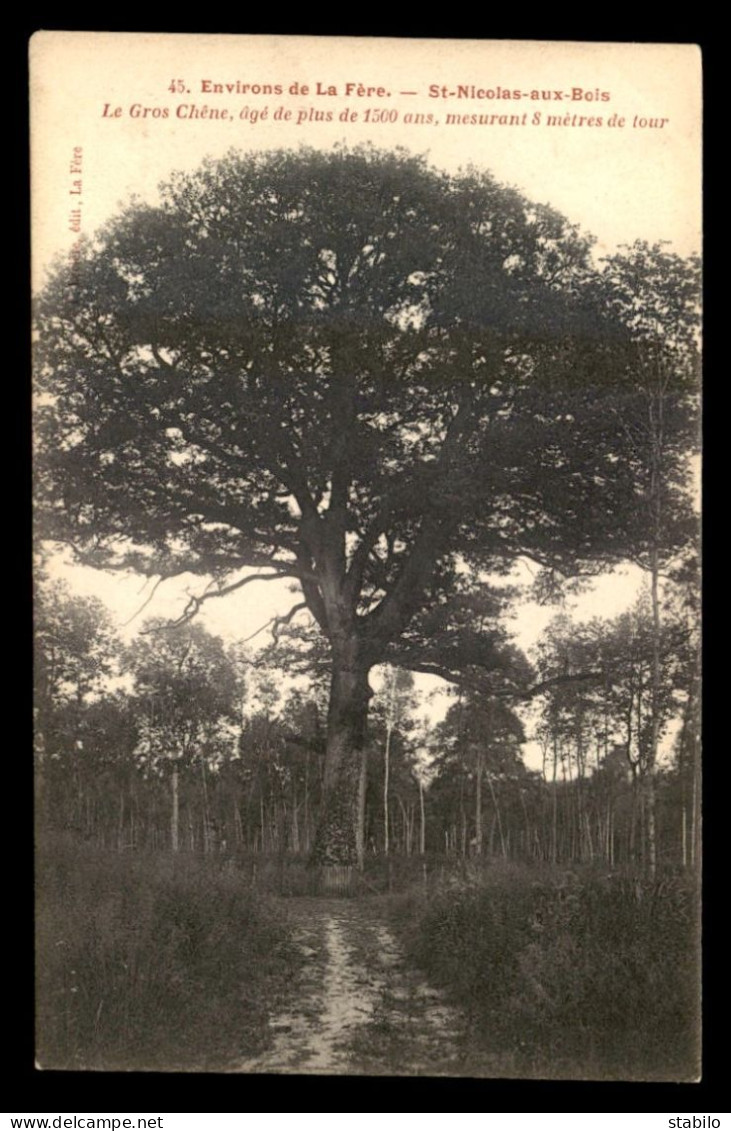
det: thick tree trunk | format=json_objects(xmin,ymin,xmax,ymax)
[{"xmin": 311, "ymin": 653, "xmax": 372, "ymax": 866}]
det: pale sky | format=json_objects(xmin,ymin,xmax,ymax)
[
  {"xmin": 47, "ymin": 552, "xmax": 653, "ymax": 772},
  {"xmin": 32, "ymin": 34, "xmax": 701, "ymax": 770}
]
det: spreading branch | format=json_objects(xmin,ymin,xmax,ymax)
[
  {"xmin": 121, "ymin": 574, "xmax": 172, "ymax": 627},
  {"xmin": 240, "ymin": 600, "xmax": 308, "ymax": 645},
  {"xmin": 151, "ymin": 569, "xmax": 298, "ymax": 631}
]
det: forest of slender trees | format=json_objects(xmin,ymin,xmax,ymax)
[{"xmin": 35, "ymin": 561, "xmax": 699, "ymax": 876}]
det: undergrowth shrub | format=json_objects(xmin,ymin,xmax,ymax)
[
  {"xmin": 391, "ymin": 863, "xmax": 700, "ymax": 1081},
  {"xmin": 36, "ymin": 834, "xmax": 301, "ymax": 1071}
]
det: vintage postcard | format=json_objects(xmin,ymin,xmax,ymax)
[{"xmin": 31, "ymin": 33, "xmax": 701, "ymax": 1078}]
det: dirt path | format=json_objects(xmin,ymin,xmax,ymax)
[{"xmin": 237, "ymin": 897, "xmax": 467, "ymax": 1076}]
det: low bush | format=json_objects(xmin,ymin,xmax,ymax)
[
  {"xmin": 36, "ymin": 835, "xmax": 301, "ymax": 1071},
  {"xmin": 391, "ymin": 862, "xmax": 700, "ymax": 1081}
]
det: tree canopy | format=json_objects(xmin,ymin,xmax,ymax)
[
  {"xmin": 126, "ymin": 619, "xmax": 242, "ymax": 773},
  {"xmin": 36, "ymin": 147, "xmax": 648, "ymax": 606},
  {"xmin": 34, "ymin": 145, "xmax": 699, "ymax": 863}
]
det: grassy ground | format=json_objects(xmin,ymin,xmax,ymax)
[
  {"xmin": 387, "ymin": 860, "xmax": 701, "ymax": 1081},
  {"xmin": 36, "ymin": 835, "xmax": 302, "ymax": 1071},
  {"xmin": 36, "ymin": 841, "xmax": 701, "ymax": 1079}
]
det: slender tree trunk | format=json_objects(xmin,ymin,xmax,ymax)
[
  {"xmin": 200, "ymin": 759, "xmax": 210, "ymax": 854},
  {"xmin": 117, "ymin": 787, "xmax": 124, "ymax": 851},
  {"xmin": 171, "ymin": 765, "xmax": 179, "ymax": 853},
  {"xmin": 486, "ymin": 773, "xmax": 507, "ymax": 858},
  {"xmin": 519, "ymin": 788, "xmax": 532, "ymax": 860},
  {"xmin": 475, "ymin": 748, "xmax": 483, "ymax": 855},
  {"xmin": 419, "ymin": 774, "xmax": 426, "ymax": 855},
  {"xmin": 575, "ymin": 725, "xmax": 588, "ymax": 862},
  {"xmin": 551, "ymin": 734, "xmax": 559, "ymax": 865},
  {"xmin": 691, "ymin": 680, "xmax": 701, "ymax": 870},
  {"xmin": 356, "ymin": 745, "xmax": 367, "ymax": 870},
  {"xmin": 647, "ymin": 546, "xmax": 661, "ymax": 879},
  {"xmin": 629, "ymin": 765, "xmax": 638, "ymax": 864},
  {"xmin": 459, "ymin": 778, "xmax": 467, "ymax": 857},
  {"xmin": 304, "ymin": 754, "xmax": 310, "ymax": 853},
  {"xmin": 584, "ymin": 812, "xmax": 594, "ymax": 860},
  {"xmin": 130, "ymin": 782, "xmax": 137, "ymax": 849},
  {"xmin": 35, "ymin": 729, "xmax": 48, "ymax": 828},
  {"xmin": 291, "ymin": 781, "xmax": 300, "ymax": 854},
  {"xmin": 398, "ymin": 796, "xmax": 409, "ymax": 855},
  {"xmin": 383, "ymin": 719, "xmax": 392, "ymax": 856}
]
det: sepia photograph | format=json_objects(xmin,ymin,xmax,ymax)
[{"xmin": 31, "ymin": 33, "xmax": 701, "ymax": 1080}]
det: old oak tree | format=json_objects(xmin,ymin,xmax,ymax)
[{"xmin": 34, "ymin": 146, "xmax": 691, "ymax": 868}]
